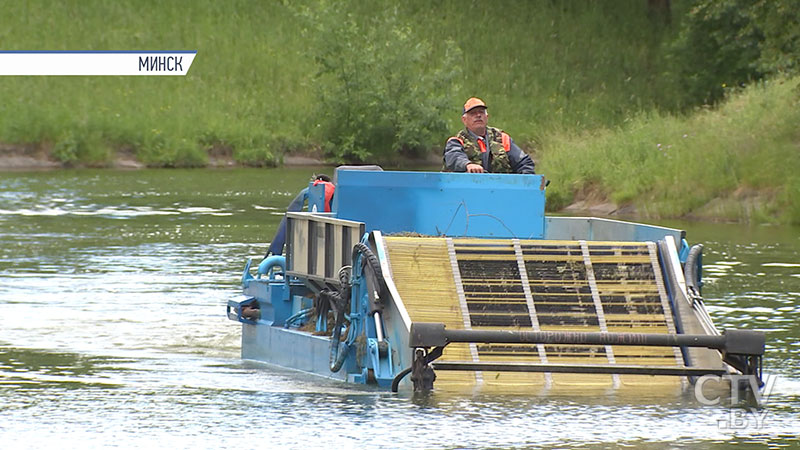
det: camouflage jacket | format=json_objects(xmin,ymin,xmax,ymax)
[{"xmin": 442, "ymin": 126, "xmax": 535, "ymax": 174}]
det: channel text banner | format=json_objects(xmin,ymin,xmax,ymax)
[{"xmin": 0, "ymin": 51, "xmax": 197, "ymax": 75}]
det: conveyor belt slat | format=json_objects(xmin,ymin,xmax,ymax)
[{"xmin": 384, "ymin": 236, "xmax": 687, "ymax": 389}]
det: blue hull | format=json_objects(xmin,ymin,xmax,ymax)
[
  {"xmin": 241, "ymin": 323, "xmax": 348, "ymax": 382},
  {"xmin": 228, "ymin": 169, "xmax": 765, "ymax": 394}
]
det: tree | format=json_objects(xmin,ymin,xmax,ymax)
[
  {"xmin": 298, "ymin": 0, "xmax": 462, "ymax": 163},
  {"xmin": 667, "ymin": 0, "xmax": 800, "ymax": 105}
]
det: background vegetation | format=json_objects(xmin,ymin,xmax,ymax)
[
  {"xmin": 1, "ymin": 0, "xmax": 798, "ymax": 223},
  {"xmin": 544, "ymin": 76, "xmax": 800, "ymax": 224}
]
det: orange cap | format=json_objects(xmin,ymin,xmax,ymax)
[{"xmin": 462, "ymin": 97, "xmax": 487, "ymax": 114}]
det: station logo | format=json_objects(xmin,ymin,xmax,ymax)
[{"xmin": 694, "ymin": 374, "xmax": 777, "ymax": 430}]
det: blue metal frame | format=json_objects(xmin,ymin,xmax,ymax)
[
  {"xmin": 346, "ymin": 235, "xmax": 394, "ymax": 386},
  {"xmin": 239, "ymin": 256, "xmax": 304, "ymax": 327},
  {"xmin": 332, "ymin": 170, "xmax": 547, "ymax": 239},
  {"xmin": 308, "ymin": 182, "xmax": 328, "ymax": 213},
  {"xmin": 227, "ymin": 296, "xmax": 259, "ymax": 325}
]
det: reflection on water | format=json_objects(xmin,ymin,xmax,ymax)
[
  {"xmin": 671, "ymin": 220, "xmax": 800, "ymax": 377},
  {"xmin": 1, "ymin": 169, "xmax": 799, "ymax": 448}
]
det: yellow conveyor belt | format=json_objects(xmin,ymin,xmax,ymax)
[{"xmin": 383, "ymin": 236, "xmax": 685, "ymax": 391}]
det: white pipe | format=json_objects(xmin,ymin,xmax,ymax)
[{"xmin": 374, "ymin": 312, "xmax": 384, "ymax": 342}]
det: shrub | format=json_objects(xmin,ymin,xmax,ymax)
[
  {"xmin": 667, "ymin": 0, "xmax": 800, "ymax": 106},
  {"xmin": 298, "ymin": 0, "xmax": 461, "ymax": 163},
  {"xmin": 233, "ymin": 138, "xmax": 277, "ymax": 167},
  {"xmin": 52, "ymin": 132, "xmax": 80, "ymax": 165},
  {"xmin": 52, "ymin": 129, "xmax": 111, "ymax": 166},
  {"xmin": 137, "ymin": 133, "xmax": 206, "ymax": 168}
]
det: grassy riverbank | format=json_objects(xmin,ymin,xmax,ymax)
[
  {"xmin": 0, "ymin": 0, "xmax": 681, "ymax": 167},
  {"xmin": 0, "ymin": 1, "xmax": 314, "ymax": 166},
  {"xmin": 1, "ymin": 1, "xmax": 798, "ymax": 224},
  {"xmin": 541, "ymin": 76, "xmax": 800, "ymax": 224}
]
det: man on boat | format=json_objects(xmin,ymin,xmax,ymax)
[{"xmin": 442, "ymin": 97, "xmax": 535, "ymax": 174}]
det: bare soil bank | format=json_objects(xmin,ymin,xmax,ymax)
[
  {"xmin": 0, "ymin": 144, "xmax": 438, "ymax": 170},
  {"xmin": 0, "ymin": 143, "xmax": 774, "ymax": 222},
  {"xmin": 0, "ymin": 143, "xmax": 322, "ymax": 171}
]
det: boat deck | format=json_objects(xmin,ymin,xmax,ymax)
[{"xmin": 382, "ymin": 236, "xmax": 686, "ymax": 390}]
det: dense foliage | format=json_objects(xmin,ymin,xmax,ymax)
[
  {"xmin": 0, "ymin": 0, "xmax": 691, "ymax": 167},
  {"xmin": 1, "ymin": 0, "xmax": 799, "ymax": 222},
  {"xmin": 667, "ymin": 0, "xmax": 800, "ymax": 105},
  {"xmin": 298, "ymin": 1, "xmax": 461, "ymax": 163}
]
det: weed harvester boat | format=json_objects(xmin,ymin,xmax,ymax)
[{"xmin": 227, "ymin": 168, "xmax": 765, "ymax": 394}]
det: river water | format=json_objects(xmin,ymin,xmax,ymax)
[{"xmin": 1, "ymin": 168, "xmax": 798, "ymax": 449}]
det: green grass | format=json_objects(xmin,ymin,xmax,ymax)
[
  {"xmin": 406, "ymin": 0, "xmax": 684, "ymax": 142},
  {"xmin": 541, "ymin": 76, "xmax": 800, "ymax": 224},
  {"xmin": 0, "ymin": 0, "xmax": 679, "ymax": 166},
  {"xmin": 1, "ymin": 0, "xmax": 798, "ymax": 223},
  {"xmin": 0, "ymin": 0, "xmax": 313, "ymax": 166}
]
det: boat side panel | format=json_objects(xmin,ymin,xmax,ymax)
[
  {"xmin": 546, "ymin": 216, "xmax": 683, "ymax": 243},
  {"xmin": 334, "ymin": 170, "xmax": 546, "ymax": 239},
  {"xmin": 241, "ymin": 323, "xmax": 348, "ymax": 382},
  {"xmin": 379, "ymin": 286, "xmax": 413, "ymax": 388},
  {"xmin": 372, "ymin": 231, "xmax": 413, "ymax": 387},
  {"xmin": 657, "ymin": 238, "xmax": 724, "ymax": 370}
]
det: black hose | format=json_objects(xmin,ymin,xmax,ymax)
[
  {"xmin": 352, "ymin": 242, "xmax": 388, "ymax": 309},
  {"xmin": 329, "ymin": 242, "xmax": 387, "ymax": 373},
  {"xmin": 329, "ymin": 329, "xmax": 348, "ymax": 372},
  {"xmin": 391, "ymin": 367, "xmax": 413, "ymax": 392},
  {"xmin": 326, "ymin": 288, "xmax": 349, "ymax": 373},
  {"xmin": 284, "ymin": 308, "xmax": 313, "ymax": 328},
  {"xmin": 684, "ymin": 244, "xmax": 703, "ymax": 294}
]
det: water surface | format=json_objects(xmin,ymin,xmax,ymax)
[{"xmin": 1, "ymin": 168, "xmax": 798, "ymax": 448}]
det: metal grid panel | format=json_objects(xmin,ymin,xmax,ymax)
[{"xmin": 384, "ymin": 236, "xmax": 684, "ymax": 389}]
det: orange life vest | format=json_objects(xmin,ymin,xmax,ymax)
[{"xmin": 312, "ymin": 180, "xmax": 335, "ymax": 212}]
